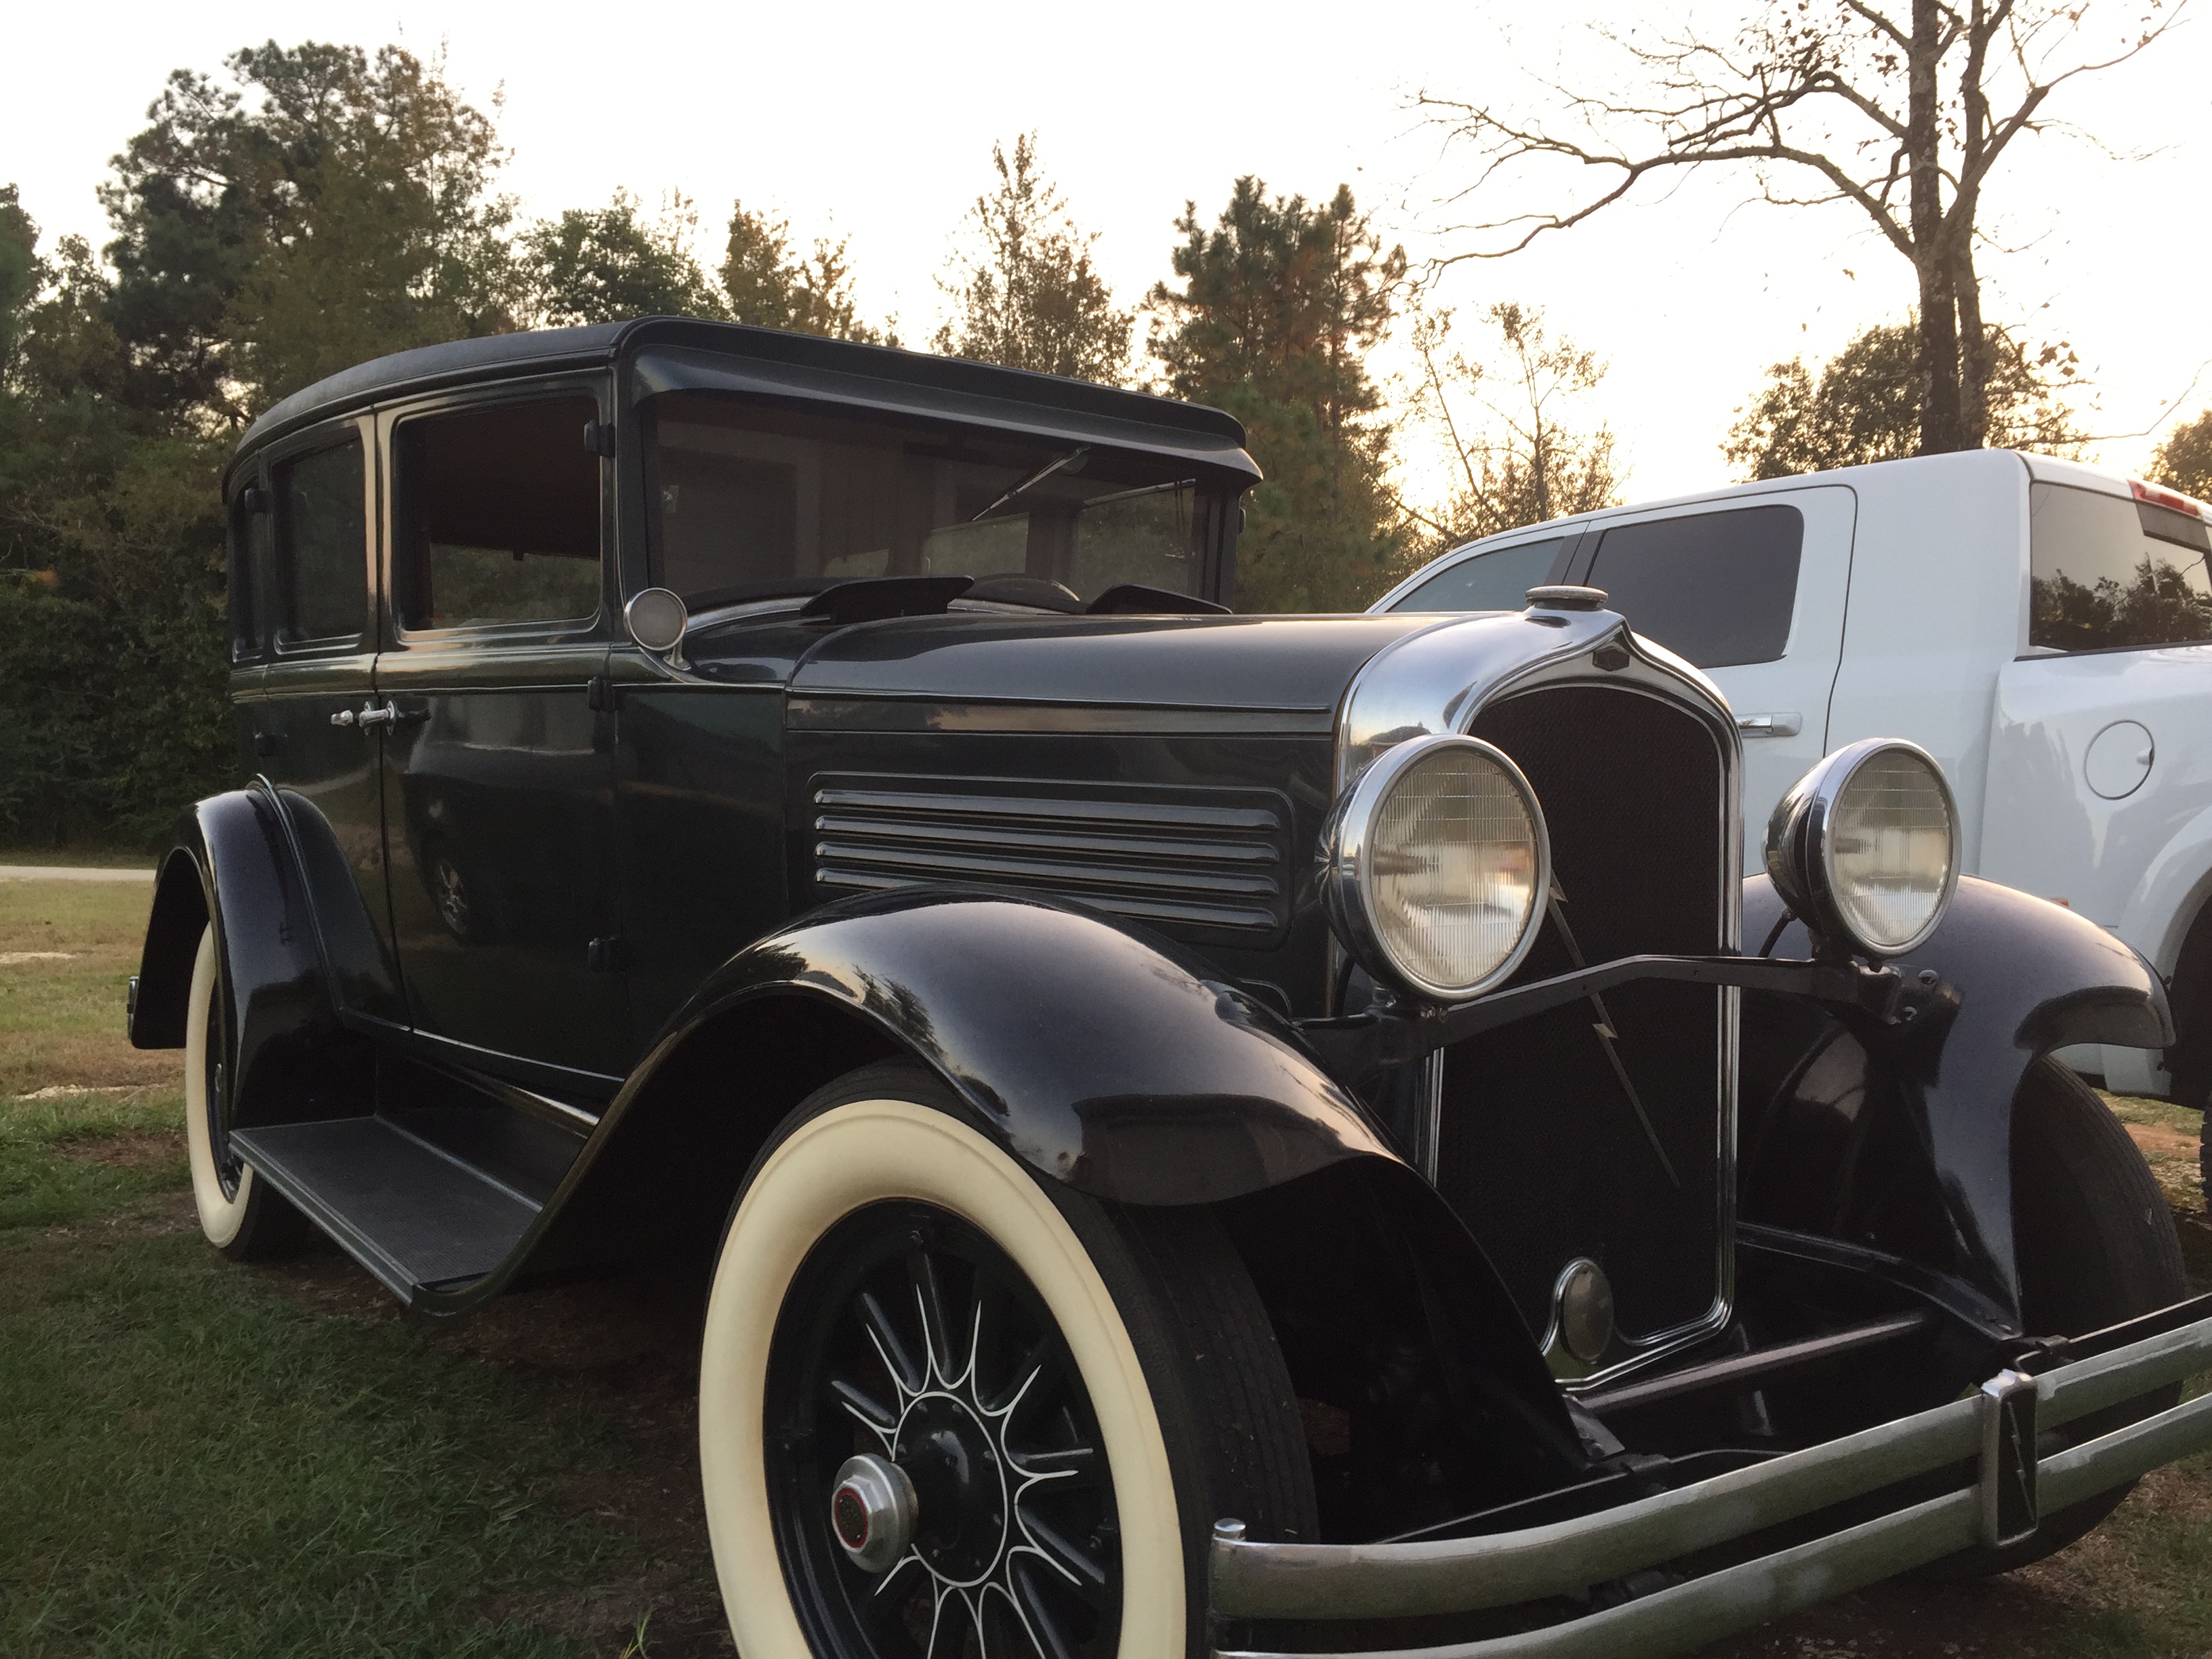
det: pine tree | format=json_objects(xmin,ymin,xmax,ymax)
[
  {"xmin": 935, "ymin": 135, "xmax": 1130, "ymax": 384},
  {"xmin": 1148, "ymin": 178, "xmax": 1408, "ymax": 611}
]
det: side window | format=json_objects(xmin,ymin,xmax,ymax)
[
  {"xmin": 227, "ymin": 487, "xmax": 261, "ymax": 661},
  {"xmin": 395, "ymin": 396, "xmax": 602, "ymax": 632},
  {"xmin": 1583, "ymin": 505, "xmax": 1805, "ymax": 669},
  {"xmin": 273, "ymin": 435, "xmax": 368, "ymax": 647},
  {"xmin": 2030, "ymin": 483, "xmax": 2212, "ymax": 652},
  {"xmin": 1389, "ymin": 537, "xmax": 1565, "ymax": 612}
]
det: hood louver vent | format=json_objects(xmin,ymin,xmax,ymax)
[{"xmin": 811, "ymin": 773, "xmax": 1292, "ymax": 945}]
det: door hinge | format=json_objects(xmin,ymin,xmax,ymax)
[
  {"xmin": 583, "ymin": 419, "xmax": 616, "ymax": 458},
  {"xmin": 588, "ymin": 675, "xmax": 615, "ymax": 713},
  {"xmin": 252, "ymin": 729, "xmax": 284, "ymax": 758},
  {"xmin": 586, "ymin": 937, "xmax": 629, "ymax": 973}
]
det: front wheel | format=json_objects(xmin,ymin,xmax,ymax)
[
  {"xmin": 699, "ymin": 1062, "xmax": 1315, "ymax": 1658},
  {"xmin": 183, "ymin": 924, "xmax": 306, "ymax": 1260}
]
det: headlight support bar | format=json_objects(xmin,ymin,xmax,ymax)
[{"xmin": 1293, "ymin": 951, "xmax": 1952, "ymax": 1084}]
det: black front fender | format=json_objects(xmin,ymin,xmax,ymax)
[
  {"xmin": 1741, "ymin": 874, "xmax": 2171, "ymax": 1332},
  {"xmin": 646, "ymin": 886, "xmax": 1395, "ymax": 1205}
]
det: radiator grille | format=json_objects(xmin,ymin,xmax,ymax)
[
  {"xmin": 811, "ymin": 774, "xmax": 1292, "ymax": 944},
  {"xmin": 1438, "ymin": 684, "xmax": 1727, "ymax": 1347}
]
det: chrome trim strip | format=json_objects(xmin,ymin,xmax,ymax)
[{"xmin": 1208, "ymin": 1310, "xmax": 2212, "ymax": 1654}]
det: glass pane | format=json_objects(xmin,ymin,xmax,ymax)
[
  {"xmin": 1389, "ymin": 538, "xmax": 1563, "ymax": 612},
  {"xmin": 274, "ymin": 437, "xmax": 366, "ymax": 644},
  {"xmin": 397, "ymin": 396, "xmax": 602, "ymax": 630},
  {"xmin": 2030, "ymin": 483, "xmax": 2212, "ymax": 652},
  {"xmin": 1584, "ymin": 506, "xmax": 1805, "ymax": 668},
  {"xmin": 644, "ymin": 393, "xmax": 1208, "ymax": 610}
]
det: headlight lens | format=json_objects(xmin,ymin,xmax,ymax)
[
  {"xmin": 1827, "ymin": 748, "xmax": 1956, "ymax": 950},
  {"xmin": 1767, "ymin": 738, "xmax": 1959, "ymax": 958},
  {"xmin": 1323, "ymin": 735, "xmax": 1551, "ymax": 1000}
]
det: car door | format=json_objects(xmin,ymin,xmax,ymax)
[
  {"xmin": 1566, "ymin": 488, "xmax": 1857, "ymax": 865},
  {"xmin": 250, "ymin": 418, "xmax": 408, "ymax": 1024},
  {"xmin": 373, "ymin": 382, "xmax": 627, "ymax": 1090}
]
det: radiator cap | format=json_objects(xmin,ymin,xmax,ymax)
[{"xmin": 1525, "ymin": 585, "xmax": 1610, "ymax": 612}]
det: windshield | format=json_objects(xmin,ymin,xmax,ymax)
[{"xmin": 642, "ymin": 392, "xmax": 1210, "ymax": 611}]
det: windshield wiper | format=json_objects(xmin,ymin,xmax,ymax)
[{"xmin": 972, "ymin": 445, "xmax": 1090, "ymax": 523}]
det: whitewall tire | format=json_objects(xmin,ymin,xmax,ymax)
[
  {"xmin": 182, "ymin": 923, "xmax": 304, "ymax": 1260},
  {"xmin": 699, "ymin": 1061, "xmax": 1313, "ymax": 1659}
]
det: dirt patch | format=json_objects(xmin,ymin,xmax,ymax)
[
  {"xmin": 56, "ymin": 1128, "xmax": 184, "ymax": 1167},
  {"xmin": 2127, "ymin": 1120, "xmax": 2199, "ymax": 1162}
]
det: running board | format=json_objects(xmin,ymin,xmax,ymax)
[{"xmin": 229, "ymin": 1116, "xmax": 544, "ymax": 1304}]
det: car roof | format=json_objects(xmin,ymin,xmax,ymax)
[{"xmin": 236, "ymin": 316, "xmax": 1259, "ymax": 483}]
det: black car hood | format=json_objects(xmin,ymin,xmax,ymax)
[{"xmin": 779, "ymin": 612, "xmax": 1435, "ymax": 715}]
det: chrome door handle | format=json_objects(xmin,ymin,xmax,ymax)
[
  {"xmin": 1738, "ymin": 712, "xmax": 1803, "ymax": 738},
  {"xmin": 333, "ymin": 701, "xmax": 422, "ymax": 729}
]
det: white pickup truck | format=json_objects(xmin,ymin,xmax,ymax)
[{"xmin": 1372, "ymin": 449, "xmax": 2212, "ymax": 1128}]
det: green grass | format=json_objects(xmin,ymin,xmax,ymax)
[
  {"xmin": 1, "ymin": 884, "xmax": 728, "ymax": 1657},
  {"xmin": 0, "ymin": 845, "xmax": 159, "ymax": 868}
]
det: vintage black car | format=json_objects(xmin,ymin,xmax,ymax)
[{"xmin": 131, "ymin": 317, "xmax": 2212, "ymax": 1659}]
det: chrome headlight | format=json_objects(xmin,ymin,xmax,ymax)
[
  {"xmin": 1765, "ymin": 739, "xmax": 1960, "ymax": 958},
  {"xmin": 1320, "ymin": 734, "xmax": 1552, "ymax": 1001}
]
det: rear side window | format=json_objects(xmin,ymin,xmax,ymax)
[
  {"xmin": 273, "ymin": 435, "xmax": 368, "ymax": 647},
  {"xmin": 2030, "ymin": 483, "xmax": 2212, "ymax": 653},
  {"xmin": 395, "ymin": 396, "xmax": 602, "ymax": 632},
  {"xmin": 1584, "ymin": 505, "xmax": 1805, "ymax": 669},
  {"xmin": 1389, "ymin": 537, "xmax": 1565, "ymax": 612}
]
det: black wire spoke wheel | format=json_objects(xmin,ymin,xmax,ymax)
[{"xmin": 766, "ymin": 1200, "xmax": 1120, "ymax": 1659}]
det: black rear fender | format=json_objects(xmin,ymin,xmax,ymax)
[
  {"xmin": 131, "ymin": 787, "xmax": 375, "ymax": 1126},
  {"xmin": 1741, "ymin": 874, "xmax": 2171, "ymax": 1333}
]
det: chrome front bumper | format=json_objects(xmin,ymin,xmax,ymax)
[{"xmin": 1210, "ymin": 1303, "xmax": 2212, "ymax": 1659}]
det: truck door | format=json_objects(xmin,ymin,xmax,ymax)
[
  {"xmin": 373, "ymin": 386, "xmax": 627, "ymax": 1092},
  {"xmin": 1568, "ymin": 487, "xmax": 1856, "ymax": 867},
  {"xmin": 1982, "ymin": 480, "xmax": 2212, "ymax": 1093}
]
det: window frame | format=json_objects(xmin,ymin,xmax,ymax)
[
  {"xmin": 379, "ymin": 373, "xmax": 615, "ymax": 655},
  {"xmin": 264, "ymin": 417, "xmax": 376, "ymax": 660}
]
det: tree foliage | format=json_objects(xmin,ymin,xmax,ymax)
[
  {"xmin": 2152, "ymin": 411, "xmax": 2212, "ymax": 502},
  {"xmin": 523, "ymin": 190, "xmax": 722, "ymax": 326},
  {"xmin": 1404, "ymin": 301, "xmax": 1621, "ymax": 552},
  {"xmin": 104, "ymin": 41, "xmax": 518, "ymax": 422},
  {"xmin": 1148, "ymin": 178, "xmax": 1409, "ymax": 611},
  {"xmin": 1723, "ymin": 316, "xmax": 2084, "ymax": 478},
  {"xmin": 1418, "ymin": 0, "xmax": 2173, "ymax": 457},
  {"xmin": 1, "ymin": 188, "xmax": 230, "ymax": 846},
  {"xmin": 934, "ymin": 136, "xmax": 1130, "ymax": 384},
  {"xmin": 721, "ymin": 203, "xmax": 886, "ymax": 342}
]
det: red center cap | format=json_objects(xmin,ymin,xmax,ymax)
[{"xmin": 832, "ymin": 1484, "xmax": 870, "ymax": 1549}]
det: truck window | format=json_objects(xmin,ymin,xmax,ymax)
[
  {"xmin": 2029, "ymin": 482, "xmax": 2212, "ymax": 653},
  {"xmin": 642, "ymin": 392, "xmax": 1208, "ymax": 611},
  {"xmin": 272, "ymin": 434, "xmax": 368, "ymax": 647},
  {"xmin": 1583, "ymin": 505, "xmax": 1804, "ymax": 669},
  {"xmin": 1387, "ymin": 537, "xmax": 1565, "ymax": 611},
  {"xmin": 394, "ymin": 396, "xmax": 602, "ymax": 632}
]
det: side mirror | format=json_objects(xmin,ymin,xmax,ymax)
[{"xmin": 624, "ymin": 587, "xmax": 689, "ymax": 666}]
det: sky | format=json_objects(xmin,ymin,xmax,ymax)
[{"xmin": 6, "ymin": 0, "xmax": 2208, "ymax": 507}]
